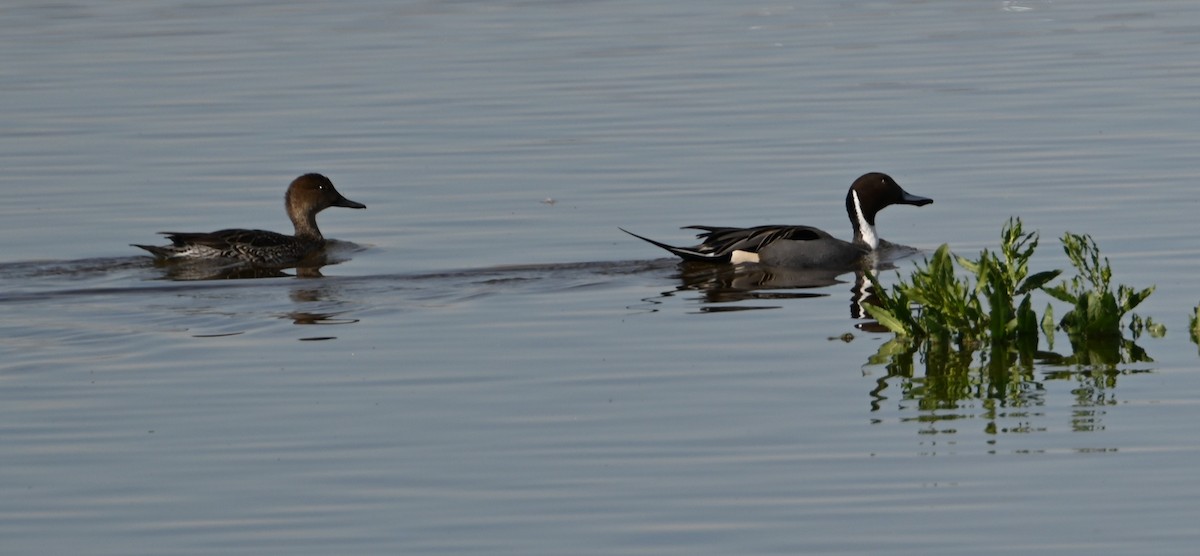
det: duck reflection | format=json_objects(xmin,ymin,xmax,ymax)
[
  {"xmin": 155, "ymin": 262, "xmax": 294, "ymax": 281},
  {"xmin": 283, "ymin": 310, "xmax": 359, "ymax": 326},
  {"xmin": 673, "ymin": 261, "xmax": 844, "ymax": 305},
  {"xmin": 285, "ymin": 284, "xmax": 360, "ymax": 327},
  {"xmin": 662, "ymin": 260, "xmax": 900, "ymax": 321}
]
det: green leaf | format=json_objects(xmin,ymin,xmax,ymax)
[
  {"xmin": 1016, "ymin": 269, "xmax": 1062, "ymax": 296},
  {"xmin": 863, "ymin": 303, "xmax": 911, "ymax": 336},
  {"xmin": 1122, "ymin": 285, "xmax": 1155, "ymax": 313},
  {"xmin": 956, "ymin": 254, "xmax": 980, "ymax": 274},
  {"xmin": 1041, "ymin": 302, "xmax": 1056, "ymax": 350},
  {"xmin": 1190, "ymin": 304, "xmax": 1200, "ymax": 346},
  {"xmin": 1043, "ymin": 284, "xmax": 1078, "ymax": 304}
]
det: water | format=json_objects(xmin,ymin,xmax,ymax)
[{"xmin": 4, "ymin": 1, "xmax": 1200, "ymax": 554}]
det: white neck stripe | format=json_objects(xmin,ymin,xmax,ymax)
[{"xmin": 852, "ymin": 190, "xmax": 879, "ymax": 250}]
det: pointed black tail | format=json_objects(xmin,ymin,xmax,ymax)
[{"xmin": 618, "ymin": 228, "xmax": 730, "ymax": 263}]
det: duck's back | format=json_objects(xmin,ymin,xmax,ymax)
[
  {"xmin": 684, "ymin": 224, "xmax": 867, "ymax": 269},
  {"xmin": 137, "ymin": 229, "xmax": 320, "ymax": 265},
  {"xmin": 687, "ymin": 224, "xmax": 831, "ymax": 251}
]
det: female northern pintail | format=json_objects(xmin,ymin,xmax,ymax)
[
  {"xmin": 621, "ymin": 172, "xmax": 932, "ymax": 269},
  {"xmin": 133, "ymin": 173, "xmax": 366, "ymax": 265}
]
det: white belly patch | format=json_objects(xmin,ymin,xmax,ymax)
[{"xmin": 730, "ymin": 250, "xmax": 761, "ymax": 264}]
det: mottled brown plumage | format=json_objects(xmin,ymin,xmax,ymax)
[{"xmin": 133, "ymin": 174, "xmax": 365, "ymax": 265}]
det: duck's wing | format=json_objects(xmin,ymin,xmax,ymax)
[
  {"xmin": 621, "ymin": 225, "xmax": 830, "ymax": 263},
  {"xmin": 684, "ymin": 225, "xmax": 829, "ymax": 253},
  {"xmin": 162, "ymin": 229, "xmax": 294, "ymax": 249},
  {"xmin": 144, "ymin": 229, "xmax": 305, "ymax": 262}
]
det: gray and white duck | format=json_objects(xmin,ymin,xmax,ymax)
[{"xmin": 621, "ymin": 172, "xmax": 932, "ymax": 269}]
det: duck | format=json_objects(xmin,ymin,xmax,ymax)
[
  {"xmin": 621, "ymin": 172, "xmax": 932, "ymax": 269},
  {"xmin": 133, "ymin": 173, "xmax": 366, "ymax": 265}
]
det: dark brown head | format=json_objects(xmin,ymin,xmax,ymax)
[{"xmin": 285, "ymin": 173, "xmax": 366, "ymax": 239}]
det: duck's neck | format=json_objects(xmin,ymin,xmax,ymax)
[
  {"xmin": 847, "ymin": 190, "xmax": 879, "ymax": 250},
  {"xmin": 291, "ymin": 214, "xmax": 324, "ymax": 242},
  {"xmin": 286, "ymin": 195, "xmax": 324, "ymax": 241}
]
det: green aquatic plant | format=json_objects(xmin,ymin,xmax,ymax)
[
  {"xmin": 864, "ymin": 218, "xmax": 1059, "ymax": 354},
  {"xmin": 863, "ymin": 219, "xmax": 1163, "ymax": 422},
  {"xmin": 865, "ymin": 218, "xmax": 1159, "ymax": 365},
  {"xmin": 958, "ymin": 218, "xmax": 1061, "ymax": 352},
  {"xmin": 1043, "ymin": 232, "xmax": 1156, "ymax": 340},
  {"xmin": 1189, "ymin": 303, "xmax": 1200, "ymax": 353}
]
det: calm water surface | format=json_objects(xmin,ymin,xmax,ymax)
[{"xmin": 3, "ymin": 1, "xmax": 1200, "ymax": 554}]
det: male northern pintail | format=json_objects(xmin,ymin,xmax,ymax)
[
  {"xmin": 621, "ymin": 172, "xmax": 932, "ymax": 269},
  {"xmin": 133, "ymin": 173, "xmax": 366, "ymax": 265}
]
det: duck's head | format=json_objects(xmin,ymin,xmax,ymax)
[
  {"xmin": 845, "ymin": 172, "xmax": 932, "ymax": 249},
  {"xmin": 285, "ymin": 173, "xmax": 366, "ymax": 238}
]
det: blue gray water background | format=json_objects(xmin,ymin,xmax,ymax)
[{"xmin": 3, "ymin": 1, "xmax": 1200, "ymax": 554}]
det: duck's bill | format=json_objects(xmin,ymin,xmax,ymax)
[
  {"xmin": 900, "ymin": 191, "xmax": 933, "ymax": 206},
  {"xmin": 333, "ymin": 196, "xmax": 367, "ymax": 209}
]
